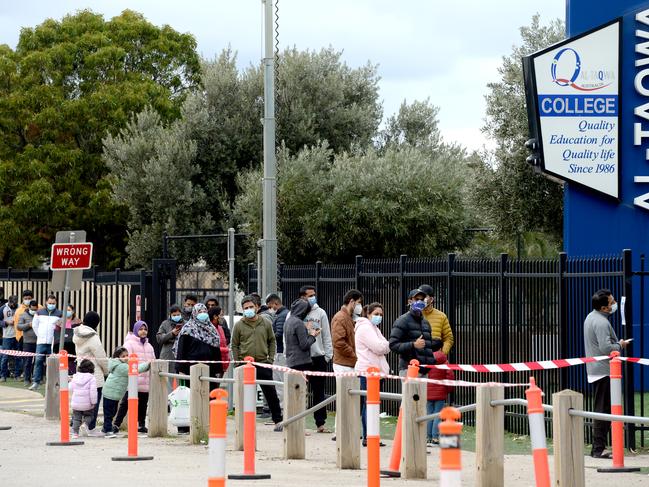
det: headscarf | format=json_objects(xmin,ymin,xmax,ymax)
[
  {"xmin": 83, "ymin": 311, "xmax": 101, "ymax": 330},
  {"xmin": 133, "ymin": 320, "xmax": 148, "ymax": 344},
  {"xmin": 172, "ymin": 303, "xmax": 220, "ymax": 357}
]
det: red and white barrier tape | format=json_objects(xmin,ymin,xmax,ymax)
[{"xmin": 419, "ymin": 355, "xmax": 613, "ymax": 373}]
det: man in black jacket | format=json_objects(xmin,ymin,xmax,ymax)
[
  {"xmin": 389, "ymin": 289, "xmax": 441, "ymax": 375},
  {"xmin": 266, "ymin": 293, "xmax": 289, "ymax": 408}
]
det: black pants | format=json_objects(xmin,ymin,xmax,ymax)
[
  {"xmin": 114, "ymin": 391, "xmax": 149, "ymax": 429},
  {"xmin": 310, "ymin": 356, "xmax": 328, "ymax": 428},
  {"xmin": 102, "ymin": 397, "xmax": 119, "ymax": 433},
  {"xmin": 255, "ymin": 365, "xmax": 282, "ymax": 424},
  {"xmin": 592, "ymin": 376, "xmax": 611, "ymax": 455},
  {"xmin": 22, "ymin": 342, "xmax": 36, "ymax": 383}
]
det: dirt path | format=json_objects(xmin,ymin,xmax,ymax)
[{"xmin": 0, "ymin": 408, "xmax": 648, "ymax": 486}]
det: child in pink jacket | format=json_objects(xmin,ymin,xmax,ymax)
[
  {"xmin": 113, "ymin": 321, "xmax": 156, "ymax": 433},
  {"xmin": 69, "ymin": 359, "xmax": 98, "ymax": 438}
]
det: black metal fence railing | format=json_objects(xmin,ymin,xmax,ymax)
[{"xmin": 248, "ymin": 250, "xmax": 646, "ymax": 446}]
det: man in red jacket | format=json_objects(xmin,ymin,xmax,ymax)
[{"xmin": 426, "ymin": 350, "xmax": 454, "ymax": 446}]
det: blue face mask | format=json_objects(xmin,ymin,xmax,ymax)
[
  {"xmin": 243, "ymin": 309, "xmax": 256, "ymax": 319},
  {"xmin": 308, "ymin": 296, "xmax": 317, "ymax": 306},
  {"xmin": 46, "ymin": 303, "xmax": 56, "ymax": 311},
  {"xmin": 66, "ymin": 311, "xmax": 72, "ymax": 318},
  {"xmin": 370, "ymin": 315, "xmax": 382, "ymax": 326},
  {"xmin": 196, "ymin": 312, "xmax": 209, "ymax": 322},
  {"xmin": 411, "ymin": 300, "xmax": 426, "ymax": 313},
  {"xmin": 171, "ymin": 314, "xmax": 182, "ymax": 323}
]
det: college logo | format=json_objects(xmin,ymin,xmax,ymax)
[{"xmin": 551, "ymin": 48, "xmax": 613, "ymax": 91}]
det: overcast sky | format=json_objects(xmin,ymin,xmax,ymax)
[{"xmin": 0, "ymin": 0, "xmax": 565, "ymax": 151}]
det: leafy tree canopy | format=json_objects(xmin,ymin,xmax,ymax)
[
  {"xmin": 0, "ymin": 9, "xmax": 200, "ymax": 268},
  {"xmin": 472, "ymin": 15, "xmax": 564, "ymax": 247}
]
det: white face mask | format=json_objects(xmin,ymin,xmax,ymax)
[
  {"xmin": 353, "ymin": 303, "xmax": 363, "ymax": 316},
  {"xmin": 610, "ymin": 302, "xmax": 618, "ymax": 314}
]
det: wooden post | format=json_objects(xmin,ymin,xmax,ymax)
[
  {"xmin": 335, "ymin": 376, "xmax": 360, "ymax": 469},
  {"xmin": 44, "ymin": 355, "xmax": 60, "ymax": 420},
  {"xmin": 189, "ymin": 363, "xmax": 210, "ymax": 445},
  {"xmin": 401, "ymin": 379, "xmax": 427, "ymax": 479},
  {"xmin": 283, "ymin": 372, "xmax": 306, "ymax": 459},
  {"xmin": 553, "ymin": 390, "xmax": 585, "ymax": 487},
  {"xmin": 234, "ymin": 364, "xmax": 245, "ymax": 451},
  {"xmin": 148, "ymin": 361, "xmax": 168, "ymax": 438},
  {"xmin": 476, "ymin": 385, "xmax": 504, "ymax": 487}
]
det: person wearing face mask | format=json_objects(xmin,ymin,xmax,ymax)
[
  {"xmin": 17, "ymin": 300, "xmax": 39, "ymax": 385},
  {"xmin": 298, "ymin": 285, "xmax": 333, "ymax": 432},
  {"xmin": 113, "ymin": 320, "xmax": 156, "ymax": 434},
  {"xmin": 29, "ymin": 295, "xmax": 63, "ymax": 389},
  {"xmin": 355, "ymin": 303, "xmax": 390, "ymax": 447},
  {"xmin": 175, "ymin": 304, "xmax": 223, "ymax": 389},
  {"xmin": 182, "ymin": 294, "xmax": 198, "ymax": 321},
  {"xmin": 156, "ymin": 305, "xmax": 185, "ymax": 362},
  {"xmin": 231, "ymin": 295, "xmax": 282, "ymax": 429},
  {"xmin": 584, "ymin": 289, "xmax": 631, "ymax": 459},
  {"xmin": 418, "ymin": 284, "xmax": 454, "ymax": 356},
  {"xmin": 0, "ymin": 296, "xmax": 20, "ymax": 382},
  {"xmin": 265, "ymin": 293, "xmax": 288, "ymax": 409},
  {"xmin": 10, "ymin": 289, "xmax": 34, "ymax": 380},
  {"xmin": 389, "ymin": 289, "xmax": 440, "ymax": 377},
  {"xmin": 54, "ymin": 304, "xmax": 82, "ymax": 374},
  {"xmin": 331, "ymin": 289, "xmax": 364, "ymax": 373}
]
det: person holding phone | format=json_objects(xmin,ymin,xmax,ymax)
[
  {"xmin": 157, "ymin": 305, "xmax": 185, "ymax": 362},
  {"xmin": 284, "ymin": 299, "xmax": 320, "ymax": 370}
]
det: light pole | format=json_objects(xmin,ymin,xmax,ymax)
[{"xmin": 261, "ymin": 0, "xmax": 278, "ymax": 298}]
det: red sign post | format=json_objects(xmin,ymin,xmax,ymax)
[{"xmin": 50, "ymin": 243, "xmax": 93, "ymax": 270}]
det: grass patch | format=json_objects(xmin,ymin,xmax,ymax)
[{"xmin": 0, "ymin": 379, "xmax": 44, "ymax": 395}]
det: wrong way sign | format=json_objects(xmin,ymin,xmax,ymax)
[{"xmin": 50, "ymin": 242, "xmax": 93, "ymax": 270}]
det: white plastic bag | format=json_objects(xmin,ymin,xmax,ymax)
[{"xmin": 168, "ymin": 385, "xmax": 191, "ymax": 427}]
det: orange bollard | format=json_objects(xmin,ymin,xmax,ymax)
[
  {"xmin": 208, "ymin": 389, "xmax": 229, "ymax": 487},
  {"xmin": 381, "ymin": 359, "xmax": 420, "ymax": 478},
  {"xmin": 525, "ymin": 377, "xmax": 550, "ymax": 487},
  {"xmin": 366, "ymin": 367, "xmax": 381, "ymax": 487},
  {"xmin": 112, "ymin": 354, "xmax": 153, "ymax": 461},
  {"xmin": 597, "ymin": 352, "xmax": 640, "ymax": 473},
  {"xmin": 439, "ymin": 407, "xmax": 462, "ymax": 487},
  {"xmin": 228, "ymin": 356, "xmax": 270, "ymax": 480},
  {"xmin": 173, "ymin": 377, "xmax": 178, "ymax": 390},
  {"xmin": 46, "ymin": 350, "xmax": 84, "ymax": 446}
]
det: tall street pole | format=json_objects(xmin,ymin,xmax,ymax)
[{"xmin": 261, "ymin": 0, "xmax": 278, "ymax": 298}]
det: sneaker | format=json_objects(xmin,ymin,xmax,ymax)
[
  {"xmin": 273, "ymin": 424, "xmax": 283, "ymax": 432},
  {"xmin": 104, "ymin": 432, "xmax": 117, "ymax": 439},
  {"xmin": 72, "ymin": 433, "xmax": 80, "ymax": 439},
  {"xmin": 432, "ymin": 438, "xmax": 439, "ymax": 445},
  {"xmin": 138, "ymin": 426, "xmax": 148, "ymax": 434},
  {"xmin": 79, "ymin": 424, "xmax": 89, "ymax": 437},
  {"xmin": 28, "ymin": 382, "xmax": 38, "ymax": 390},
  {"xmin": 112, "ymin": 425, "xmax": 120, "ymax": 434},
  {"xmin": 87, "ymin": 429, "xmax": 105, "ymax": 437},
  {"xmin": 263, "ymin": 421, "xmax": 275, "ymax": 426}
]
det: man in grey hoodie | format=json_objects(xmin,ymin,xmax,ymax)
[
  {"xmin": 299, "ymin": 285, "xmax": 333, "ymax": 433},
  {"xmin": 583, "ymin": 289, "xmax": 631, "ymax": 458}
]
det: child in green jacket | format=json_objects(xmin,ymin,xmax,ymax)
[{"xmin": 102, "ymin": 347, "xmax": 150, "ymax": 437}]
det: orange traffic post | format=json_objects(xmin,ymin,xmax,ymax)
[
  {"xmin": 46, "ymin": 350, "xmax": 83, "ymax": 446},
  {"xmin": 366, "ymin": 367, "xmax": 381, "ymax": 487},
  {"xmin": 228, "ymin": 356, "xmax": 270, "ymax": 480},
  {"xmin": 112, "ymin": 353, "xmax": 153, "ymax": 461},
  {"xmin": 381, "ymin": 359, "xmax": 419, "ymax": 478},
  {"xmin": 208, "ymin": 389, "xmax": 229, "ymax": 487},
  {"xmin": 438, "ymin": 407, "xmax": 462, "ymax": 487},
  {"xmin": 597, "ymin": 351, "xmax": 640, "ymax": 473},
  {"xmin": 525, "ymin": 377, "xmax": 550, "ymax": 487}
]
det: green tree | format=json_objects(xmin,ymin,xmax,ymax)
[
  {"xmin": 0, "ymin": 9, "xmax": 200, "ymax": 268},
  {"xmin": 109, "ymin": 47, "xmax": 383, "ymax": 268},
  {"xmin": 233, "ymin": 141, "xmax": 473, "ymax": 264},
  {"xmin": 473, "ymin": 15, "xmax": 564, "ymax": 248}
]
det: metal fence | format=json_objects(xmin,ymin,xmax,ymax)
[{"xmin": 248, "ymin": 250, "xmax": 646, "ymax": 445}]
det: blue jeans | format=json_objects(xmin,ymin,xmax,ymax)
[
  {"xmin": 427, "ymin": 399, "xmax": 446, "ymax": 440},
  {"xmin": 32, "ymin": 343, "xmax": 52, "ymax": 384},
  {"xmin": 360, "ymin": 376, "xmax": 367, "ymax": 439},
  {"xmin": 102, "ymin": 397, "xmax": 119, "ymax": 433},
  {"xmin": 22, "ymin": 342, "xmax": 36, "ymax": 383},
  {"xmin": 0, "ymin": 337, "xmax": 20, "ymax": 379}
]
